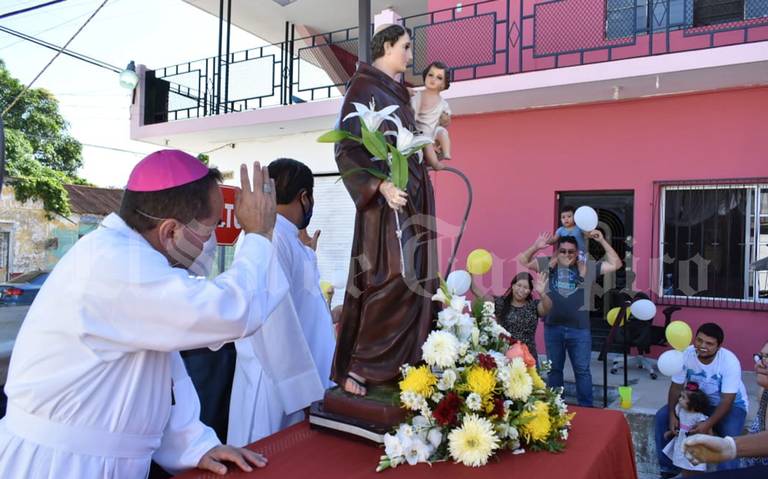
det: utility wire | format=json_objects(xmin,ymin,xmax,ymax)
[
  {"xmin": 0, "ymin": 0, "xmax": 65, "ymax": 20},
  {"xmin": 1, "ymin": 0, "xmax": 111, "ymax": 118},
  {"xmin": 0, "ymin": 25, "xmax": 120, "ymax": 73},
  {"xmin": 81, "ymin": 143, "xmax": 149, "ymax": 155}
]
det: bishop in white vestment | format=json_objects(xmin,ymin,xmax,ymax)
[{"xmin": 0, "ymin": 151, "xmax": 286, "ymax": 478}]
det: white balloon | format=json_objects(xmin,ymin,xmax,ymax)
[
  {"xmin": 446, "ymin": 270, "xmax": 472, "ymax": 296},
  {"xmin": 574, "ymin": 206, "xmax": 598, "ymax": 231},
  {"xmin": 657, "ymin": 350, "xmax": 684, "ymax": 377},
  {"xmin": 631, "ymin": 299, "xmax": 657, "ymax": 321}
]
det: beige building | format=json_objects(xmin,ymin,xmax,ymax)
[{"xmin": 0, "ymin": 184, "xmax": 123, "ymax": 281}]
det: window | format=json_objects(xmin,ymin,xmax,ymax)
[
  {"xmin": 606, "ymin": 0, "xmax": 768, "ymax": 39},
  {"xmin": 660, "ymin": 183, "xmax": 768, "ymax": 304},
  {"xmin": 606, "ymin": 0, "xmax": 686, "ymax": 40},
  {"xmin": 695, "ymin": 0, "xmax": 745, "ymax": 25}
]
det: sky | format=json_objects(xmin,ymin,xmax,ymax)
[{"xmin": 0, "ymin": 0, "xmax": 261, "ymax": 187}]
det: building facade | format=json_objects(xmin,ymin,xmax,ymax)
[{"xmin": 129, "ymin": 0, "xmax": 768, "ymax": 364}]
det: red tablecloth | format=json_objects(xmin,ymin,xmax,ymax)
[{"xmin": 175, "ymin": 406, "xmax": 637, "ymax": 479}]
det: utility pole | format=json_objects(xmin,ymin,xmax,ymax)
[{"xmin": 358, "ymin": 0, "xmax": 371, "ymax": 64}]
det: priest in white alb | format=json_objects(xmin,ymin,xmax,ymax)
[
  {"xmin": 228, "ymin": 158, "xmax": 336, "ymax": 445},
  {"xmin": 0, "ymin": 150, "xmax": 286, "ymax": 477}
]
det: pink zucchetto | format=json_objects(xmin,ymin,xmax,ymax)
[{"xmin": 126, "ymin": 149, "xmax": 208, "ymax": 192}]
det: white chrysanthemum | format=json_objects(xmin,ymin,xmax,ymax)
[
  {"xmin": 479, "ymin": 333, "xmax": 489, "ymax": 345},
  {"xmin": 437, "ymin": 307, "xmax": 461, "ymax": 329},
  {"xmin": 437, "ymin": 369, "xmax": 458, "ymax": 391},
  {"xmin": 461, "ymin": 352, "xmax": 477, "ymax": 365},
  {"xmin": 466, "ymin": 392, "xmax": 482, "ymax": 411},
  {"xmin": 400, "ymin": 391, "xmax": 427, "ymax": 411},
  {"xmin": 448, "ymin": 414, "xmax": 500, "ymax": 467},
  {"xmin": 482, "ymin": 301, "xmax": 495, "ymax": 316},
  {"xmin": 502, "ymin": 358, "xmax": 533, "ymax": 401},
  {"xmin": 422, "ymin": 330, "xmax": 460, "ymax": 368}
]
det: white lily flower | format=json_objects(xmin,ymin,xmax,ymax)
[
  {"xmin": 456, "ymin": 314, "xmax": 474, "ymax": 342},
  {"xmin": 384, "ymin": 433, "xmax": 405, "ymax": 460},
  {"xmin": 431, "ymin": 288, "xmax": 450, "ymax": 305},
  {"xmin": 427, "ymin": 428, "xmax": 443, "ymax": 449},
  {"xmin": 343, "ymin": 99, "xmax": 399, "ymax": 132},
  {"xmin": 449, "ymin": 295, "xmax": 468, "ymax": 313},
  {"xmin": 385, "ymin": 114, "xmax": 433, "ymax": 156}
]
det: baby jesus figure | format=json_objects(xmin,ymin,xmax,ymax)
[{"xmin": 411, "ymin": 61, "xmax": 452, "ymax": 170}]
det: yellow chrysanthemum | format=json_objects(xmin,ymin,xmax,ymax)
[
  {"xmin": 528, "ymin": 367, "xmax": 546, "ymax": 390},
  {"xmin": 553, "ymin": 411, "xmax": 577, "ymax": 430},
  {"xmin": 448, "ymin": 414, "xmax": 500, "ymax": 467},
  {"xmin": 399, "ymin": 365, "xmax": 437, "ymax": 397},
  {"xmin": 520, "ymin": 401, "xmax": 552, "ymax": 443},
  {"xmin": 465, "ymin": 366, "xmax": 497, "ymax": 398}
]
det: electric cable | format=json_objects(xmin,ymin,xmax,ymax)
[{"xmin": 1, "ymin": 0, "xmax": 111, "ymax": 118}]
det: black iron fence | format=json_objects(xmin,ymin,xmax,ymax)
[{"xmin": 143, "ymin": 0, "xmax": 768, "ymax": 123}]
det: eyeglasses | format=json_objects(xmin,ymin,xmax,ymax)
[
  {"xmin": 558, "ymin": 248, "xmax": 577, "ymax": 255},
  {"xmin": 754, "ymin": 353, "xmax": 768, "ymax": 364}
]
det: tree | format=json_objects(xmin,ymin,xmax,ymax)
[{"xmin": 1, "ymin": 59, "xmax": 86, "ymax": 216}]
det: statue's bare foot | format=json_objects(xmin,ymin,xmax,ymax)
[{"xmin": 343, "ymin": 374, "xmax": 367, "ymax": 396}]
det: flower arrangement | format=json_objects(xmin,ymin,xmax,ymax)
[{"xmin": 376, "ymin": 281, "xmax": 575, "ymax": 471}]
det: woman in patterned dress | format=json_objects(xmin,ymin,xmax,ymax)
[{"xmin": 494, "ymin": 272, "xmax": 552, "ymax": 366}]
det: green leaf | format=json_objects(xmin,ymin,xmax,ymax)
[
  {"xmin": 388, "ymin": 145, "xmax": 409, "ymax": 191},
  {"xmin": 361, "ymin": 122, "xmax": 388, "ymax": 160},
  {"xmin": 317, "ymin": 129, "xmax": 359, "ymax": 143}
]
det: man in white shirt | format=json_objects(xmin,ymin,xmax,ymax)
[
  {"xmin": 0, "ymin": 150, "xmax": 286, "ymax": 477},
  {"xmin": 228, "ymin": 158, "xmax": 335, "ymax": 445},
  {"xmin": 654, "ymin": 322, "xmax": 748, "ymax": 476}
]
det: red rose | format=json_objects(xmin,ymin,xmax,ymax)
[
  {"xmin": 477, "ymin": 353, "xmax": 497, "ymax": 370},
  {"xmin": 433, "ymin": 392, "xmax": 462, "ymax": 426}
]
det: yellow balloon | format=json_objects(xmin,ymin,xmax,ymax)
[
  {"xmin": 666, "ymin": 321, "xmax": 693, "ymax": 351},
  {"xmin": 606, "ymin": 307, "xmax": 629, "ymax": 326},
  {"xmin": 466, "ymin": 249, "xmax": 493, "ymax": 275},
  {"xmin": 319, "ymin": 280, "xmax": 333, "ymax": 302}
]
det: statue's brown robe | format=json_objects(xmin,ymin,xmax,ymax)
[{"xmin": 331, "ymin": 62, "xmax": 439, "ymax": 386}]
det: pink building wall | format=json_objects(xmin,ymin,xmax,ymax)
[
  {"xmin": 421, "ymin": 0, "xmax": 768, "ymax": 79},
  {"xmin": 431, "ymin": 86, "xmax": 768, "ymax": 367}
]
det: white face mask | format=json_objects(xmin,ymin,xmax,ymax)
[{"xmin": 188, "ymin": 231, "xmax": 218, "ymax": 277}]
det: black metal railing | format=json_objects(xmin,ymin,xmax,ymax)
[
  {"xmin": 143, "ymin": 0, "xmax": 768, "ymax": 122},
  {"xmin": 145, "ymin": 24, "xmax": 363, "ymax": 123}
]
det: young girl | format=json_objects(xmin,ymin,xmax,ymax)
[
  {"xmin": 663, "ymin": 382, "xmax": 710, "ymax": 476},
  {"xmin": 411, "ymin": 61, "xmax": 452, "ymax": 169}
]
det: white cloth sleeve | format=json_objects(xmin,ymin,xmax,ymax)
[
  {"xmin": 235, "ymin": 296, "xmax": 324, "ymax": 415},
  {"xmin": 152, "ymin": 353, "xmax": 221, "ymax": 475},
  {"xmin": 720, "ymin": 353, "xmax": 742, "ymax": 394},
  {"xmin": 79, "ymin": 233, "xmax": 288, "ymax": 355}
]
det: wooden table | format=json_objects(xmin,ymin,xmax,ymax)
[{"xmin": 175, "ymin": 406, "xmax": 638, "ymax": 478}]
